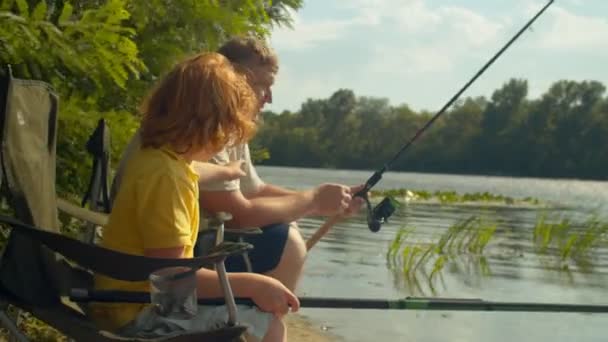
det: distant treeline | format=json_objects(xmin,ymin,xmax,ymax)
[{"xmin": 253, "ymin": 79, "xmax": 608, "ymax": 180}]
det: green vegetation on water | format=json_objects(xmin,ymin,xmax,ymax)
[
  {"xmin": 388, "ymin": 212, "xmax": 608, "ymax": 295},
  {"xmin": 387, "ymin": 216, "xmax": 496, "ymax": 294},
  {"xmin": 372, "ymin": 189, "xmax": 542, "ymax": 205},
  {"xmin": 533, "ymin": 214, "xmax": 608, "ymax": 272}
]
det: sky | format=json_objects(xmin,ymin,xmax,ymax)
[{"xmin": 266, "ymin": 0, "xmax": 608, "ymax": 113}]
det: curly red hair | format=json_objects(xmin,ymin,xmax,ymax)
[{"xmin": 140, "ymin": 52, "xmax": 257, "ymax": 155}]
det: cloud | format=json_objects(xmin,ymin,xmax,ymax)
[
  {"xmin": 368, "ymin": 45, "xmax": 454, "ymax": 75},
  {"xmin": 272, "ymin": 0, "xmax": 505, "ymax": 56},
  {"xmin": 336, "ymin": 0, "xmax": 502, "ymax": 39},
  {"xmin": 265, "ymin": 64, "xmax": 346, "ymax": 112},
  {"xmin": 270, "ymin": 8, "xmax": 375, "ymax": 50},
  {"xmin": 266, "ymin": 0, "xmax": 608, "ymax": 113},
  {"xmin": 536, "ymin": 6, "xmax": 608, "ymax": 50},
  {"xmin": 362, "ymin": 1, "xmax": 505, "ymax": 75},
  {"xmin": 439, "ymin": 6, "xmax": 504, "ymax": 47}
]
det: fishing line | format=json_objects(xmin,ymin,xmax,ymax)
[{"xmin": 357, "ymin": 0, "xmax": 556, "ymax": 233}]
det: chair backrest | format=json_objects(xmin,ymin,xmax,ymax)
[
  {"xmin": 82, "ymin": 119, "xmax": 111, "ymax": 214},
  {"xmin": 0, "ymin": 68, "xmax": 64, "ymax": 306},
  {"xmin": 80, "ymin": 119, "xmax": 112, "ymax": 245}
]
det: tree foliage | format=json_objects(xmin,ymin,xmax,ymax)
[
  {"xmin": 0, "ymin": 0, "xmax": 302, "ymax": 198},
  {"xmin": 254, "ymin": 79, "xmax": 608, "ymax": 180}
]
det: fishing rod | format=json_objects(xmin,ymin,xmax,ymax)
[
  {"xmin": 71, "ymin": 290, "xmax": 608, "ymax": 314},
  {"xmin": 358, "ymin": 0, "xmax": 556, "ymax": 233}
]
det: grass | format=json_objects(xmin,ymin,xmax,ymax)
[{"xmin": 0, "ymin": 310, "xmax": 67, "ymax": 342}]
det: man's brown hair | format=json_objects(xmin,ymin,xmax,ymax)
[
  {"xmin": 218, "ymin": 36, "xmax": 279, "ymax": 74},
  {"xmin": 140, "ymin": 52, "xmax": 257, "ymax": 155}
]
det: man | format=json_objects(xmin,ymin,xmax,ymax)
[{"xmin": 199, "ymin": 37, "xmax": 364, "ymax": 291}]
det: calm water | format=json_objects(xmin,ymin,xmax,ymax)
[{"xmin": 257, "ymin": 166, "xmax": 608, "ymax": 342}]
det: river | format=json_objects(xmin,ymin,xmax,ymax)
[{"xmin": 257, "ymin": 166, "xmax": 608, "ymax": 342}]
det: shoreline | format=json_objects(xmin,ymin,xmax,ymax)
[{"xmin": 286, "ymin": 313, "xmax": 339, "ymax": 342}]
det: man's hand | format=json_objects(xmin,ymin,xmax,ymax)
[
  {"xmin": 305, "ymin": 184, "xmax": 367, "ymax": 251},
  {"xmin": 343, "ymin": 184, "xmax": 366, "ymax": 217},
  {"xmin": 310, "ymin": 183, "xmax": 352, "ymax": 216}
]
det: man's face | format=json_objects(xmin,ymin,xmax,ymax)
[{"xmin": 250, "ymin": 66, "xmax": 275, "ymax": 114}]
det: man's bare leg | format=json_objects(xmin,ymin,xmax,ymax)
[{"xmin": 264, "ymin": 223, "xmax": 307, "ymax": 291}]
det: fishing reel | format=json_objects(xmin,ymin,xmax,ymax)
[
  {"xmin": 355, "ymin": 170, "xmax": 397, "ymax": 233},
  {"xmin": 361, "ymin": 194, "xmax": 397, "ymax": 233}
]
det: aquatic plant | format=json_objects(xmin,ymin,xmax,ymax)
[
  {"xmin": 387, "ymin": 216, "xmax": 497, "ymax": 295},
  {"xmin": 533, "ymin": 213, "xmax": 608, "ymax": 272},
  {"xmin": 372, "ymin": 189, "xmax": 541, "ymax": 205}
]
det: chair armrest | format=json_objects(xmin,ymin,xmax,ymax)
[
  {"xmin": 56, "ymin": 198, "xmax": 108, "ymax": 226},
  {"xmin": 224, "ymin": 228, "xmax": 263, "ymax": 242},
  {"xmin": 225, "ymin": 227, "xmax": 263, "ymax": 235},
  {"xmin": 69, "ymin": 288, "xmax": 257, "ymax": 307},
  {"xmin": 0, "ymin": 215, "xmax": 252, "ymax": 282}
]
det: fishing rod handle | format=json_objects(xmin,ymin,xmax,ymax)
[
  {"xmin": 306, "ymin": 215, "xmax": 342, "ymax": 251},
  {"xmin": 355, "ymin": 168, "xmax": 386, "ymax": 198}
]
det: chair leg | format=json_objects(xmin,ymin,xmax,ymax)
[
  {"xmin": 239, "ymin": 236, "xmax": 253, "ymax": 273},
  {"xmin": 215, "ymin": 260, "xmax": 239, "ymax": 326},
  {"xmin": 0, "ymin": 306, "xmax": 30, "ymax": 342},
  {"xmin": 212, "ymin": 217, "xmax": 240, "ymax": 327}
]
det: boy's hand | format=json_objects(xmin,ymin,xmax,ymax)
[
  {"xmin": 194, "ymin": 161, "xmax": 246, "ymax": 184},
  {"xmin": 224, "ymin": 160, "xmax": 247, "ymax": 179},
  {"xmin": 251, "ymin": 276, "xmax": 300, "ymax": 317}
]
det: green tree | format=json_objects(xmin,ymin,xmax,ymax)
[
  {"xmin": 1, "ymin": 0, "xmax": 303, "ymax": 198},
  {"xmin": 255, "ymin": 80, "xmax": 608, "ymax": 180},
  {"xmin": 476, "ymin": 79, "xmax": 529, "ymax": 173},
  {"xmin": 0, "ymin": 0, "xmax": 145, "ymax": 96}
]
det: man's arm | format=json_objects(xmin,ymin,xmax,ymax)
[
  {"xmin": 199, "ymin": 183, "xmax": 352, "ymax": 229},
  {"xmin": 249, "ymin": 183, "xmax": 367, "ymax": 212},
  {"xmin": 246, "ymin": 183, "xmax": 297, "ymax": 199},
  {"xmin": 199, "ymin": 189, "xmax": 315, "ymax": 228}
]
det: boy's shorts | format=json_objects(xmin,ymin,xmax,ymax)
[
  {"xmin": 224, "ymin": 222, "xmax": 291, "ymax": 273},
  {"xmin": 117, "ymin": 304, "xmax": 272, "ymax": 340}
]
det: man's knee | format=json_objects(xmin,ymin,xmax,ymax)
[
  {"xmin": 265, "ymin": 223, "xmax": 307, "ymax": 290},
  {"xmin": 284, "ymin": 223, "xmax": 306, "ymax": 266}
]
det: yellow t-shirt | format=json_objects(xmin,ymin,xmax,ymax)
[{"xmin": 90, "ymin": 147, "xmax": 200, "ymax": 331}]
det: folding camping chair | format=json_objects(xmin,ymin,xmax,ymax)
[{"xmin": 0, "ymin": 68, "xmax": 251, "ymax": 341}]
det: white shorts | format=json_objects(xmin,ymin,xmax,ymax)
[{"xmin": 117, "ymin": 304, "xmax": 272, "ymax": 340}]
